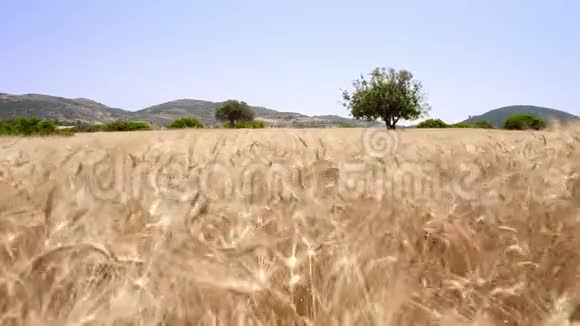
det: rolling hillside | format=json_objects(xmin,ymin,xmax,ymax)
[
  {"xmin": 0, "ymin": 93, "xmax": 377, "ymax": 128},
  {"xmin": 462, "ymin": 105, "xmax": 578, "ymax": 127},
  {"xmin": 5, "ymin": 93, "xmax": 573, "ymax": 129},
  {"xmin": 0, "ymin": 93, "xmax": 131, "ymax": 123},
  {"xmin": 135, "ymin": 99, "xmax": 379, "ymax": 127},
  {"xmin": 134, "ymin": 99, "xmax": 309, "ymax": 127}
]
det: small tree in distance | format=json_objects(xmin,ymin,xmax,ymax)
[
  {"xmin": 224, "ymin": 120, "xmax": 266, "ymax": 128},
  {"xmin": 215, "ymin": 100, "xmax": 256, "ymax": 126},
  {"xmin": 473, "ymin": 120, "xmax": 494, "ymax": 129},
  {"xmin": 342, "ymin": 67, "xmax": 430, "ymax": 129},
  {"xmin": 503, "ymin": 114, "xmax": 546, "ymax": 130},
  {"xmin": 417, "ymin": 119, "xmax": 448, "ymax": 128},
  {"xmin": 167, "ymin": 117, "xmax": 204, "ymax": 129},
  {"xmin": 450, "ymin": 122, "xmax": 471, "ymax": 128}
]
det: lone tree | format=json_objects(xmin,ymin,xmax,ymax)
[
  {"xmin": 342, "ymin": 67, "xmax": 429, "ymax": 129},
  {"xmin": 215, "ymin": 100, "xmax": 256, "ymax": 126},
  {"xmin": 167, "ymin": 117, "xmax": 204, "ymax": 129},
  {"xmin": 503, "ymin": 114, "xmax": 546, "ymax": 130}
]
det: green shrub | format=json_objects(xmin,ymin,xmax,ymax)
[
  {"xmin": 68, "ymin": 121, "xmax": 149, "ymax": 133},
  {"xmin": 71, "ymin": 123, "xmax": 103, "ymax": 133},
  {"xmin": 450, "ymin": 122, "xmax": 472, "ymax": 128},
  {"xmin": 129, "ymin": 122, "xmax": 152, "ymax": 130},
  {"xmin": 103, "ymin": 121, "xmax": 152, "ymax": 132},
  {"xmin": 223, "ymin": 120, "xmax": 266, "ymax": 129},
  {"xmin": 64, "ymin": 121, "xmax": 104, "ymax": 133},
  {"xmin": 36, "ymin": 119, "xmax": 58, "ymax": 134},
  {"xmin": 85, "ymin": 124, "xmax": 105, "ymax": 132},
  {"xmin": 54, "ymin": 128, "xmax": 76, "ymax": 136},
  {"xmin": 338, "ymin": 123, "xmax": 356, "ymax": 128},
  {"xmin": 416, "ymin": 119, "xmax": 448, "ymax": 128},
  {"xmin": 472, "ymin": 120, "xmax": 495, "ymax": 129},
  {"xmin": 167, "ymin": 117, "xmax": 204, "ymax": 129},
  {"xmin": 15, "ymin": 117, "xmax": 55, "ymax": 135},
  {"xmin": 503, "ymin": 114, "xmax": 546, "ymax": 130},
  {"xmin": 0, "ymin": 117, "xmax": 62, "ymax": 136}
]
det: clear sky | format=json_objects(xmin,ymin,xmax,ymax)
[{"xmin": 1, "ymin": 0, "xmax": 578, "ymax": 122}]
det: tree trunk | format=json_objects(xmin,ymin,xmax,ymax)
[{"xmin": 384, "ymin": 119, "xmax": 396, "ymax": 130}]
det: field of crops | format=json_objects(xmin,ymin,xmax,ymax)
[{"xmin": 1, "ymin": 127, "xmax": 580, "ymax": 325}]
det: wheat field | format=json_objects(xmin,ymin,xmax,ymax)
[{"xmin": 1, "ymin": 127, "xmax": 580, "ymax": 325}]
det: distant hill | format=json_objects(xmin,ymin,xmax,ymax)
[
  {"xmin": 133, "ymin": 99, "xmax": 223, "ymax": 126},
  {"xmin": 0, "ymin": 92, "xmax": 379, "ymax": 128},
  {"xmin": 135, "ymin": 99, "xmax": 379, "ymax": 127},
  {"xmin": 135, "ymin": 99, "xmax": 310, "ymax": 127},
  {"xmin": 462, "ymin": 105, "xmax": 578, "ymax": 127},
  {"xmin": 0, "ymin": 93, "xmax": 131, "ymax": 123}
]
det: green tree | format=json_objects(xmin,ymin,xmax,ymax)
[
  {"xmin": 86, "ymin": 124, "xmax": 104, "ymax": 132},
  {"xmin": 103, "ymin": 121, "xmax": 151, "ymax": 131},
  {"xmin": 342, "ymin": 67, "xmax": 430, "ymax": 129},
  {"xmin": 416, "ymin": 119, "xmax": 448, "ymax": 128},
  {"xmin": 472, "ymin": 120, "xmax": 494, "ymax": 129},
  {"xmin": 215, "ymin": 100, "xmax": 255, "ymax": 126},
  {"xmin": 450, "ymin": 122, "xmax": 471, "ymax": 128},
  {"xmin": 0, "ymin": 117, "xmax": 63, "ymax": 136},
  {"xmin": 223, "ymin": 120, "xmax": 266, "ymax": 128},
  {"xmin": 36, "ymin": 119, "xmax": 58, "ymax": 135},
  {"xmin": 503, "ymin": 114, "xmax": 546, "ymax": 130},
  {"xmin": 167, "ymin": 117, "xmax": 204, "ymax": 129}
]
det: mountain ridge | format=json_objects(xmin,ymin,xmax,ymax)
[
  {"xmin": 0, "ymin": 92, "xmax": 378, "ymax": 127},
  {"xmin": 3, "ymin": 93, "xmax": 574, "ymax": 129},
  {"xmin": 462, "ymin": 105, "xmax": 578, "ymax": 127}
]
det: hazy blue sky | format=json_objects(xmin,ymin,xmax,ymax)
[{"xmin": 1, "ymin": 0, "xmax": 578, "ymax": 122}]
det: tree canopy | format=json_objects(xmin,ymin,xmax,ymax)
[
  {"xmin": 167, "ymin": 117, "xmax": 204, "ymax": 129},
  {"xmin": 342, "ymin": 67, "xmax": 429, "ymax": 129},
  {"xmin": 0, "ymin": 117, "xmax": 57, "ymax": 135},
  {"xmin": 215, "ymin": 100, "xmax": 256, "ymax": 126},
  {"xmin": 503, "ymin": 114, "xmax": 547, "ymax": 130},
  {"xmin": 416, "ymin": 119, "xmax": 448, "ymax": 128},
  {"xmin": 472, "ymin": 120, "xmax": 495, "ymax": 129}
]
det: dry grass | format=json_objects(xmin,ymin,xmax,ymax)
[{"xmin": 2, "ymin": 126, "xmax": 580, "ymax": 325}]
